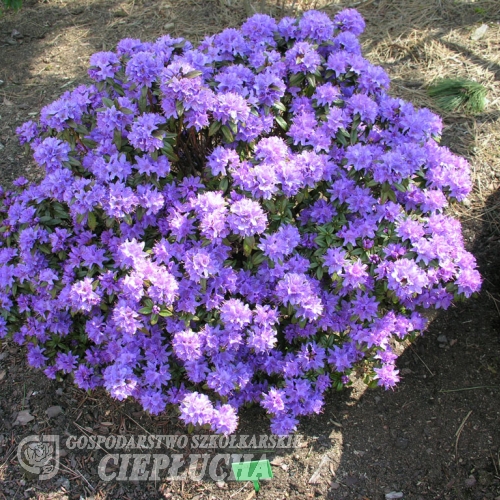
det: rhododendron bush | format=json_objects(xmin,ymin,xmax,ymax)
[{"xmin": 1, "ymin": 9, "xmax": 481, "ymax": 434}]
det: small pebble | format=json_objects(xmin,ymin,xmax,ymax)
[
  {"xmin": 46, "ymin": 405, "xmax": 63, "ymax": 418},
  {"xmin": 57, "ymin": 477, "xmax": 70, "ymax": 490},
  {"xmin": 395, "ymin": 437, "xmax": 409, "ymax": 449},
  {"xmin": 464, "ymin": 475, "xmax": 476, "ymax": 488},
  {"xmin": 437, "ymin": 334, "xmax": 448, "ymax": 343},
  {"xmin": 386, "ymin": 492, "xmax": 404, "ymax": 499}
]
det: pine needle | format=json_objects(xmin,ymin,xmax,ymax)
[
  {"xmin": 1, "ymin": 0, "xmax": 22, "ymax": 10},
  {"xmin": 427, "ymin": 78, "xmax": 487, "ymax": 114}
]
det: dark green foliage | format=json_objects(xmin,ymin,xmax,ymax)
[
  {"xmin": 427, "ymin": 78, "xmax": 487, "ymax": 114},
  {"xmin": 2, "ymin": 0, "xmax": 22, "ymax": 10}
]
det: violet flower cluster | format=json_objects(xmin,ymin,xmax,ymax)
[{"xmin": 3, "ymin": 8, "xmax": 481, "ymax": 435}]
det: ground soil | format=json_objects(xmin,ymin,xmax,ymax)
[{"xmin": 0, "ymin": 0, "xmax": 499, "ymax": 499}]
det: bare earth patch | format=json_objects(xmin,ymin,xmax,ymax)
[{"xmin": 0, "ymin": 0, "xmax": 499, "ymax": 498}]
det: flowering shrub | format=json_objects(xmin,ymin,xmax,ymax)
[{"xmin": 2, "ymin": 9, "xmax": 481, "ymax": 434}]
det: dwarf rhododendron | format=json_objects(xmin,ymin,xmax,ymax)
[{"xmin": 1, "ymin": 9, "xmax": 481, "ymax": 435}]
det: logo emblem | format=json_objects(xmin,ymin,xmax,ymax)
[{"xmin": 17, "ymin": 435, "xmax": 60, "ymax": 480}]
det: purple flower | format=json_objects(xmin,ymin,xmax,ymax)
[
  {"xmin": 213, "ymin": 92, "xmax": 250, "ymax": 125},
  {"xmin": 128, "ymin": 113, "xmax": 164, "ymax": 153},
  {"xmin": 455, "ymin": 268, "xmax": 482, "ymax": 298},
  {"xmin": 211, "ymin": 404, "xmax": 238, "ymax": 435},
  {"xmin": 385, "ymin": 259, "xmax": 430, "ymax": 299},
  {"xmin": 348, "ymin": 94, "xmax": 378, "ymax": 123},
  {"xmin": 323, "ymin": 248, "xmax": 347, "ymax": 275},
  {"xmin": 220, "ymin": 299, "xmax": 252, "ymax": 329},
  {"xmin": 270, "ymin": 414, "xmax": 298, "ymax": 435},
  {"xmin": 126, "ymin": 52, "xmax": 162, "ymax": 87},
  {"xmin": 69, "ymin": 277, "xmax": 101, "ymax": 312},
  {"xmin": 55, "ymin": 351, "xmax": 78, "ymax": 374},
  {"xmin": 374, "ymin": 363, "xmax": 400, "ymax": 389},
  {"xmin": 16, "ymin": 121, "xmax": 38, "ymax": 145},
  {"xmin": 33, "ymin": 138, "xmax": 71, "ymax": 172},
  {"xmin": 27, "ymin": 345, "xmax": 48, "ymax": 369},
  {"xmin": 261, "ymin": 388, "xmax": 285, "ymax": 413},
  {"xmin": 207, "ymin": 146, "xmax": 239, "ymax": 176},
  {"xmin": 241, "ymin": 13, "xmax": 277, "ymax": 44},
  {"xmin": 333, "ymin": 8, "xmax": 366, "ymax": 36},
  {"xmin": 88, "ymin": 51, "xmax": 120, "ymax": 81},
  {"xmin": 341, "ymin": 259, "xmax": 368, "ymax": 289},
  {"xmin": 179, "ymin": 392, "xmax": 214, "ymax": 427},
  {"xmin": 1, "ymin": 8, "xmax": 481, "ymax": 438},
  {"xmin": 140, "ymin": 390, "xmax": 167, "ymax": 415},
  {"xmin": 74, "ymin": 365, "xmax": 97, "ymax": 391},
  {"xmin": 227, "ymin": 198, "xmax": 267, "ymax": 237},
  {"xmin": 253, "ymin": 70, "xmax": 286, "ymax": 107},
  {"xmin": 259, "ymin": 224, "xmax": 300, "ymax": 262},
  {"xmin": 172, "ymin": 329, "xmax": 203, "ymax": 361},
  {"xmin": 298, "ymin": 10, "xmax": 334, "ymax": 43},
  {"xmin": 184, "ymin": 247, "xmax": 220, "ymax": 282},
  {"xmin": 285, "ymin": 42, "xmax": 321, "ymax": 74}
]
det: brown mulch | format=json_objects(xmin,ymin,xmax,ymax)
[{"xmin": 0, "ymin": 1, "xmax": 500, "ymax": 499}]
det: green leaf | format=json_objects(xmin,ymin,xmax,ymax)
[
  {"xmin": 336, "ymin": 130, "xmax": 348, "ymax": 147},
  {"xmin": 289, "ymin": 73, "xmax": 305, "ymax": 87},
  {"xmin": 175, "ymin": 100, "xmax": 184, "ymax": 117},
  {"xmin": 252, "ymin": 252, "xmax": 266, "ymax": 266},
  {"xmin": 350, "ymin": 127, "xmax": 358, "ymax": 144},
  {"xmin": 138, "ymin": 307, "xmax": 153, "ymax": 315},
  {"xmin": 162, "ymin": 141, "xmax": 174, "ymax": 153},
  {"xmin": 81, "ymin": 138, "xmax": 97, "ymax": 149},
  {"xmin": 273, "ymin": 101, "xmax": 286, "ymax": 112},
  {"xmin": 87, "ymin": 212, "xmax": 97, "ymax": 231},
  {"xmin": 139, "ymin": 86, "xmax": 148, "ymax": 113},
  {"xmin": 184, "ymin": 70, "xmax": 202, "ymax": 79},
  {"xmin": 209, "ymin": 120, "xmax": 221, "ymax": 137},
  {"xmin": 75, "ymin": 125, "xmax": 89, "ymax": 135},
  {"xmin": 111, "ymin": 128, "xmax": 122, "ymax": 150},
  {"xmin": 161, "ymin": 144, "xmax": 180, "ymax": 162},
  {"xmin": 275, "ymin": 115, "xmax": 288, "ymax": 131},
  {"xmin": 152, "ymin": 130, "xmax": 164, "ymax": 140},
  {"xmin": 228, "ymin": 121, "xmax": 238, "ymax": 134},
  {"xmin": 102, "ymin": 97, "xmax": 115, "ymax": 108},
  {"xmin": 219, "ymin": 177, "xmax": 229, "ymax": 193},
  {"xmin": 243, "ymin": 236, "xmax": 255, "ymax": 257},
  {"xmin": 221, "ymin": 125, "xmax": 234, "ymax": 143}
]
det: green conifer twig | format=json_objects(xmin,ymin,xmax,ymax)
[{"xmin": 427, "ymin": 78, "xmax": 487, "ymax": 114}]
